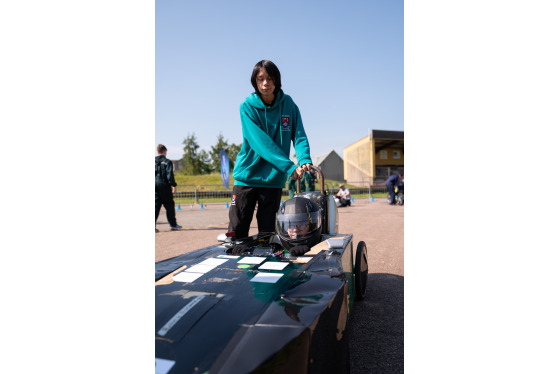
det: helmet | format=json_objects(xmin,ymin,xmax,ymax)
[{"xmin": 276, "ymin": 197, "xmax": 322, "ymax": 249}]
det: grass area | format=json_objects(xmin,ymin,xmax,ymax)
[
  {"xmin": 175, "ymin": 192, "xmax": 388, "ymax": 205},
  {"xmin": 172, "ymin": 172, "xmax": 387, "ymax": 204},
  {"xmin": 174, "ymin": 172, "xmax": 367, "ymax": 190},
  {"xmin": 174, "ymin": 172, "xmax": 233, "ymax": 190}
]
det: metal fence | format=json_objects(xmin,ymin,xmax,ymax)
[
  {"xmin": 173, "ymin": 184, "xmax": 197, "ymax": 205},
  {"xmin": 173, "ymin": 184, "xmax": 232, "ymax": 204},
  {"xmin": 173, "ymin": 183, "xmax": 388, "ymax": 205}
]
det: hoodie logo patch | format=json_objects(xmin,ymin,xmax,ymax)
[{"xmin": 281, "ymin": 116, "xmax": 290, "ymax": 131}]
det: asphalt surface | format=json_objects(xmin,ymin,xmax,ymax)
[{"xmin": 156, "ymin": 198, "xmax": 404, "ymax": 373}]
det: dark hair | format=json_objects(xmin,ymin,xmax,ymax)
[
  {"xmin": 250, "ymin": 60, "xmax": 282, "ymax": 95},
  {"xmin": 157, "ymin": 144, "xmax": 167, "ymax": 154}
]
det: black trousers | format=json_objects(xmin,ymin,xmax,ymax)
[
  {"xmin": 228, "ymin": 185, "xmax": 283, "ymax": 239},
  {"xmin": 155, "ymin": 186, "xmax": 178, "ymax": 226},
  {"xmin": 387, "ymin": 184, "xmax": 396, "ymax": 204},
  {"xmin": 340, "ymin": 197, "xmax": 351, "ymax": 207}
]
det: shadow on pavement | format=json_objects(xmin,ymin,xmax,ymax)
[
  {"xmin": 156, "ymin": 224, "xmax": 228, "ymax": 231},
  {"xmin": 175, "ymin": 226, "xmax": 228, "ymax": 231},
  {"xmin": 348, "ymin": 273, "xmax": 404, "ymax": 374}
]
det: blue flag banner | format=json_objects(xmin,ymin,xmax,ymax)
[{"xmin": 220, "ymin": 150, "xmax": 230, "ymax": 190}]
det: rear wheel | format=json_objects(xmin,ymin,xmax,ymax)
[{"xmin": 354, "ymin": 241, "xmax": 368, "ymax": 300}]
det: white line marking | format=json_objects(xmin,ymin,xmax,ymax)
[{"xmin": 157, "ymin": 295, "xmax": 205, "ymax": 336}]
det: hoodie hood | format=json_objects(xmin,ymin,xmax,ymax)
[{"xmin": 246, "ymin": 90, "xmax": 285, "ymax": 110}]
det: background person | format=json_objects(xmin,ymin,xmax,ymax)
[
  {"xmin": 336, "ymin": 184, "xmax": 352, "ymax": 207},
  {"xmin": 303, "ymin": 170, "xmax": 316, "ymax": 192},
  {"xmin": 155, "ymin": 144, "xmax": 182, "ymax": 232},
  {"xmin": 385, "ymin": 171, "xmax": 403, "ymax": 205},
  {"xmin": 288, "ymin": 174, "xmax": 306, "ymax": 198},
  {"xmin": 229, "ymin": 60, "xmax": 312, "ymax": 239}
]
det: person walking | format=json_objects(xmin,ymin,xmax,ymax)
[
  {"xmin": 155, "ymin": 144, "xmax": 182, "ymax": 232},
  {"xmin": 229, "ymin": 60, "xmax": 312, "ymax": 239}
]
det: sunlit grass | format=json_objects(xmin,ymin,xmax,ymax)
[{"xmin": 171, "ymin": 172, "xmax": 387, "ymax": 205}]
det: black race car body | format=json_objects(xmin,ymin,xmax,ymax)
[{"xmin": 155, "ymin": 167, "xmax": 368, "ymax": 374}]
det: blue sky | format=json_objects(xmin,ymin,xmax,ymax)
[{"xmin": 156, "ymin": 0, "xmax": 403, "ymax": 161}]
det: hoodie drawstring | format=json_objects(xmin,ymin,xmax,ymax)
[{"xmin": 264, "ymin": 102, "xmax": 282, "ymax": 146}]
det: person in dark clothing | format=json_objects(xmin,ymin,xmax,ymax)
[
  {"xmin": 385, "ymin": 171, "xmax": 403, "ymax": 205},
  {"xmin": 155, "ymin": 144, "xmax": 182, "ymax": 232}
]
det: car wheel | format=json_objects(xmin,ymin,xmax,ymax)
[{"xmin": 354, "ymin": 241, "xmax": 368, "ymax": 300}]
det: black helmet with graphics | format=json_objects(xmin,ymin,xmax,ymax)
[{"xmin": 276, "ymin": 197, "xmax": 322, "ymax": 249}]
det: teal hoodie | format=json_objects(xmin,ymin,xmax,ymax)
[{"xmin": 233, "ymin": 89, "xmax": 312, "ymax": 188}]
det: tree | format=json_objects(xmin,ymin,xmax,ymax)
[
  {"xmin": 180, "ymin": 133, "xmax": 212, "ymax": 175},
  {"xmin": 180, "ymin": 133, "xmax": 200, "ymax": 175},
  {"xmin": 210, "ymin": 133, "xmax": 241, "ymax": 172},
  {"xmin": 198, "ymin": 149, "xmax": 212, "ymax": 174},
  {"xmin": 181, "ymin": 132, "xmax": 241, "ymax": 175},
  {"xmin": 210, "ymin": 133, "xmax": 230, "ymax": 172},
  {"xmin": 226, "ymin": 143, "xmax": 241, "ymax": 171}
]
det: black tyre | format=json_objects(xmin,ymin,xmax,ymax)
[{"xmin": 354, "ymin": 241, "xmax": 368, "ymax": 300}]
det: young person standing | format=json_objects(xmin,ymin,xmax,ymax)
[
  {"xmin": 229, "ymin": 60, "xmax": 312, "ymax": 239},
  {"xmin": 155, "ymin": 144, "xmax": 182, "ymax": 232}
]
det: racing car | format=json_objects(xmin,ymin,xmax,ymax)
[{"xmin": 155, "ymin": 166, "xmax": 369, "ymax": 374}]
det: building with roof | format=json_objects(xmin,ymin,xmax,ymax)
[
  {"xmin": 343, "ymin": 130, "xmax": 404, "ymax": 186},
  {"xmin": 290, "ymin": 150, "xmax": 344, "ymax": 182},
  {"xmin": 312, "ymin": 150, "xmax": 344, "ymax": 181}
]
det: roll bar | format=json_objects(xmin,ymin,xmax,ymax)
[{"xmin": 296, "ymin": 165, "xmax": 325, "ymax": 194}]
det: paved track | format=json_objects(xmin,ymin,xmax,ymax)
[{"xmin": 156, "ymin": 198, "xmax": 404, "ymax": 373}]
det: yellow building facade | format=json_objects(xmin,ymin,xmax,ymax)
[{"xmin": 343, "ymin": 130, "xmax": 404, "ymax": 186}]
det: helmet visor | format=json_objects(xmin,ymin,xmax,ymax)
[{"xmin": 276, "ymin": 211, "xmax": 321, "ymax": 239}]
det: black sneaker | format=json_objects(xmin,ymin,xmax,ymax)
[{"xmin": 170, "ymin": 225, "xmax": 182, "ymax": 230}]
